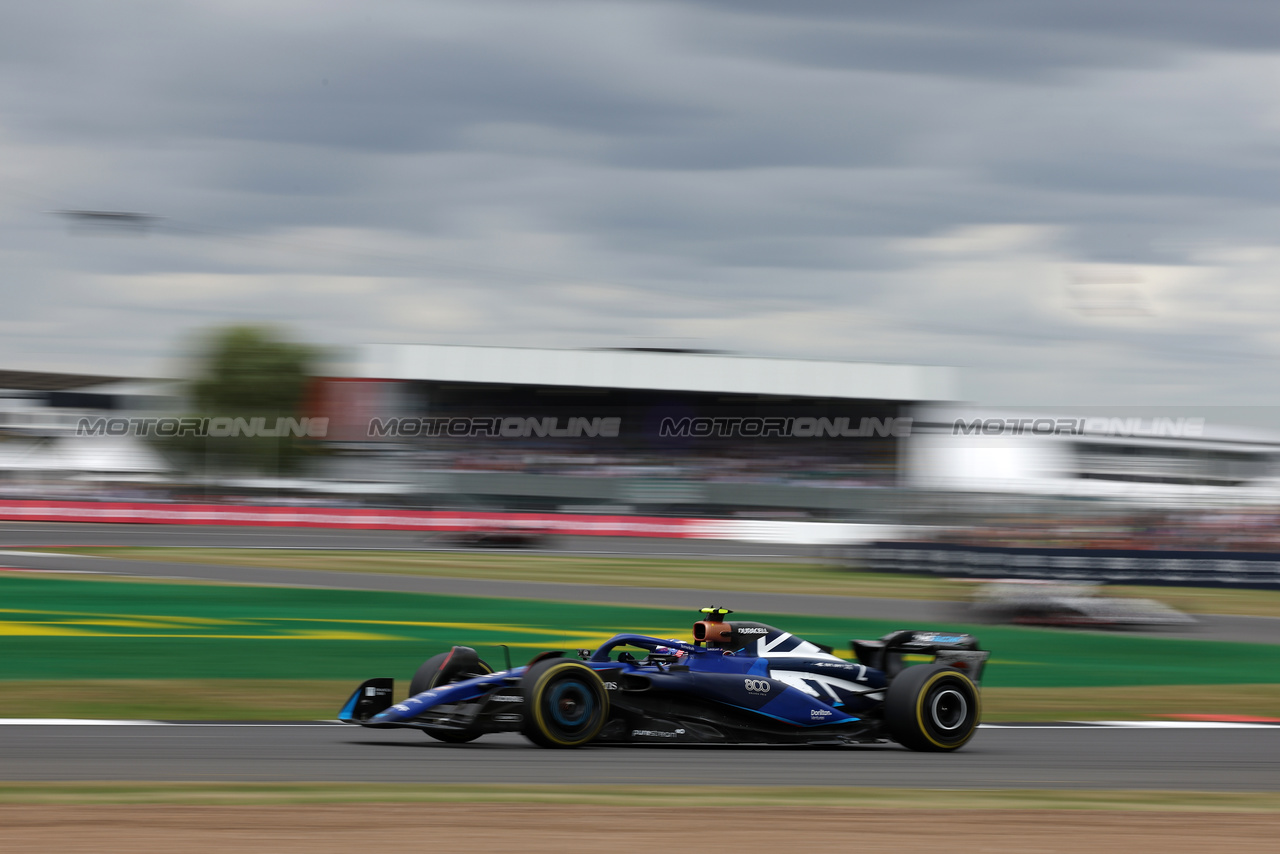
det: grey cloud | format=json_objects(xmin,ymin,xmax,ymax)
[
  {"xmin": 685, "ymin": 16, "xmax": 1170, "ymax": 82},
  {"xmin": 683, "ymin": 1, "xmax": 1280, "ymax": 55},
  {"xmin": 2, "ymin": 6, "xmax": 699, "ymax": 154},
  {"xmin": 3, "ymin": 1, "xmax": 1280, "ymax": 407}
]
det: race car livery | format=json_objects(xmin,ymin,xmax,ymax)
[{"xmin": 339, "ymin": 607, "xmax": 990, "ymax": 751}]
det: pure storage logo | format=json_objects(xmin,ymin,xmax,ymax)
[
  {"xmin": 77, "ymin": 417, "xmax": 330, "ymax": 438},
  {"xmin": 952, "ymin": 417, "xmax": 1206, "ymax": 438},
  {"xmin": 367, "ymin": 416, "xmax": 621, "ymax": 438},
  {"xmin": 659, "ymin": 416, "xmax": 912, "ymax": 439}
]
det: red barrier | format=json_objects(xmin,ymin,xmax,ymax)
[{"xmin": 0, "ymin": 500, "xmax": 695, "ymax": 538}]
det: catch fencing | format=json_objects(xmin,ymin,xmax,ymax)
[{"xmin": 864, "ymin": 541, "xmax": 1280, "ymax": 589}]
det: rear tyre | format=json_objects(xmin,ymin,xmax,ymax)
[
  {"xmin": 409, "ymin": 647, "xmax": 493, "ymax": 744},
  {"xmin": 521, "ymin": 659, "xmax": 609, "ymax": 748},
  {"xmin": 885, "ymin": 663, "xmax": 980, "ymax": 752}
]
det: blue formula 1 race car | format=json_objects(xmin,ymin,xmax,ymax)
[{"xmin": 339, "ymin": 607, "xmax": 990, "ymax": 751}]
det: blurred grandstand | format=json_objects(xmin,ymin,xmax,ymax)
[
  {"xmin": 5, "ymin": 346, "xmax": 1280, "ymax": 556},
  {"xmin": 310, "ymin": 343, "xmax": 945, "ymax": 518},
  {"xmin": 0, "ymin": 346, "xmax": 944, "ymax": 516}
]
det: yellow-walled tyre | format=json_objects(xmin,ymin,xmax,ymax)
[
  {"xmin": 521, "ymin": 658, "xmax": 610, "ymax": 748},
  {"xmin": 885, "ymin": 664, "xmax": 980, "ymax": 752}
]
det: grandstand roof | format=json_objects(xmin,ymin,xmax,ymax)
[
  {"xmin": 0, "ymin": 370, "xmax": 127, "ymax": 392},
  {"xmin": 359, "ymin": 344, "xmax": 956, "ymax": 402}
]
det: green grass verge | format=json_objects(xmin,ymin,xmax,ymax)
[
  {"xmin": 0, "ymin": 680, "xmax": 348, "ymax": 720},
  {"xmin": 4, "ymin": 573, "xmax": 1279, "ymax": 719},
  {"xmin": 1, "ymin": 782, "xmax": 1277, "ymax": 811},
  {"xmin": 5, "ymin": 573, "xmax": 1280, "ymax": 687},
  {"xmin": 4, "ymin": 680, "xmax": 1279, "ymax": 721},
  {"xmin": 4, "ymin": 573, "xmax": 1280, "ymax": 687},
  {"xmin": 980, "ymin": 683, "xmax": 1280, "ymax": 721},
  {"xmin": 42, "ymin": 546, "xmax": 1280, "ymax": 617}
]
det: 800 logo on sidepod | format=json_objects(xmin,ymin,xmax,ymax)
[{"xmin": 743, "ymin": 678, "xmax": 771, "ymax": 694}]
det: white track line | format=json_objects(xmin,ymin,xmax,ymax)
[
  {"xmin": 1071, "ymin": 720, "xmax": 1280, "ymax": 729},
  {"xmin": 0, "ymin": 720, "xmax": 344, "ymax": 727},
  {"xmin": 0, "ymin": 719, "xmax": 170, "ymax": 726},
  {"xmin": 0, "ymin": 550, "xmax": 86, "ymax": 557},
  {"xmin": 0, "ymin": 720, "xmax": 1275, "ymax": 728}
]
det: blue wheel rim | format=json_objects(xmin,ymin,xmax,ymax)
[{"xmin": 547, "ymin": 680, "xmax": 594, "ymax": 730}]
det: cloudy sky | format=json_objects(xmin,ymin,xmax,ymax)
[{"xmin": 5, "ymin": 1, "xmax": 1280, "ymax": 407}]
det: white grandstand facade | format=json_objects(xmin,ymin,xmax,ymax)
[
  {"xmin": 356, "ymin": 343, "xmax": 958, "ymax": 402},
  {"xmin": 308, "ymin": 343, "xmax": 959, "ymax": 515},
  {"xmin": 906, "ymin": 406, "xmax": 1280, "ymax": 507}
]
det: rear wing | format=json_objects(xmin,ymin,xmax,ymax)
[{"xmin": 851, "ymin": 631, "xmax": 990, "ymax": 684}]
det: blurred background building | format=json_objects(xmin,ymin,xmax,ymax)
[
  {"xmin": 311, "ymin": 343, "xmax": 951, "ymax": 518},
  {"xmin": 6, "ymin": 345, "xmax": 1280, "ymax": 556},
  {"xmin": 0, "ymin": 371, "xmax": 175, "ymax": 499}
]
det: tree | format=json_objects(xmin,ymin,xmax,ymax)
[
  {"xmin": 191, "ymin": 326, "xmax": 315, "ymax": 418},
  {"xmin": 165, "ymin": 325, "xmax": 321, "ymax": 476}
]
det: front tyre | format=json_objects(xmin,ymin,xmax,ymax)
[
  {"xmin": 885, "ymin": 664, "xmax": 980, "ymax": 752},
  {"xmin": 521, "ymin": 659, "xmax": 609, "ymax": 748},
  {"xmin": 409, "ymin": 646, "xmax": 492, "ymax": 744}
]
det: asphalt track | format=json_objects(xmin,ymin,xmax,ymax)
[
  {"xmin": 0, "ymin": 723, "xmax": 1277, "ymax": 791},
  {"xmin": 0, "ymin": 521, "xmax": 827, "ymax": 559},
  {"xmin": 3, "ymin": 522, "xmax": 1280, "ymax": 644},
  {"xmin": 3, "ymin": 521, "xmax": 1280, "ymax": 793}
]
